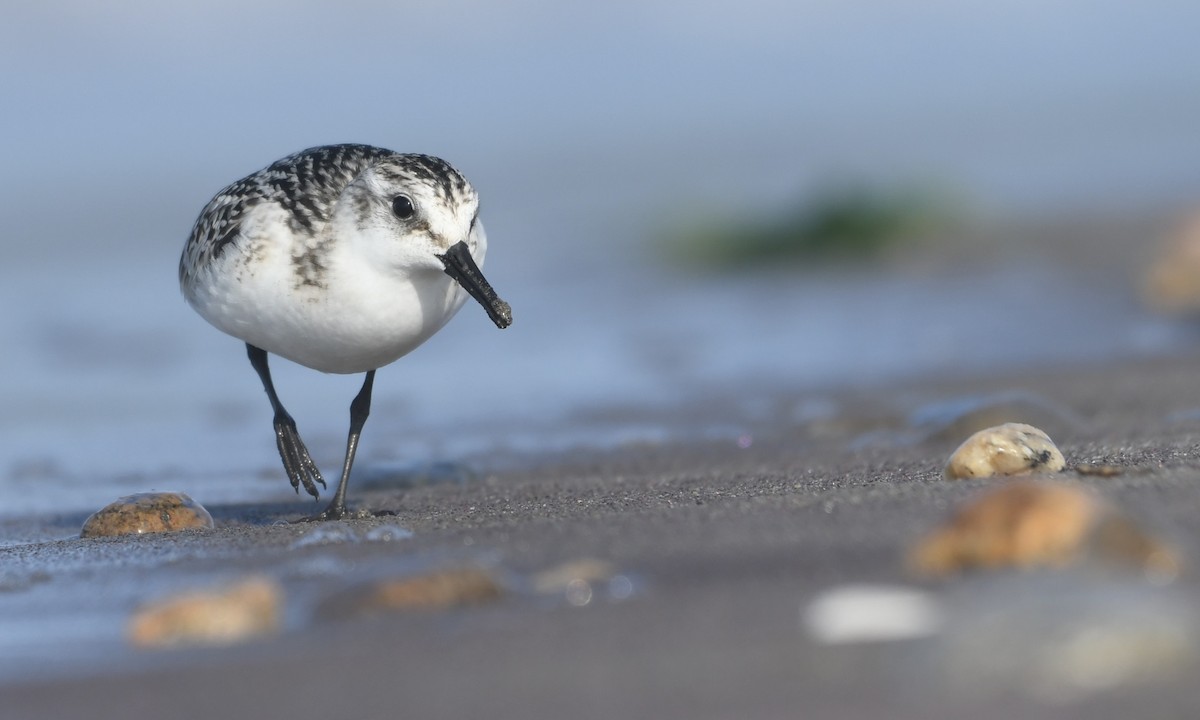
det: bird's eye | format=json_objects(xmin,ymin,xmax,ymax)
[{"xmin": 391, "ymin": 195, "xmax": 415, "ymax": 220}]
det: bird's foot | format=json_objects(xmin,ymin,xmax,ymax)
[
  {"xmin": 292, "ymin": 501, "xmax": 374, "ymax": 523},
  {"xmin": 273, "ymin": 419, "xmax": 326, "ymax": 499}
]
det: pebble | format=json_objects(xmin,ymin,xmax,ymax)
[
  {"xmin": 1143, "ymin": 210, "xmax": 1200, "ymax": 313},
  {"xmin": 81, "ymin": 492, "xmax": 214, "ymax": 538},
  {"xmin": 532, "ymin": 559, "xmax": 618, "ymax": 595},
  {"xmin": 317, "ymin": 567, "xmax": 502, "ymax": 619},
  {"xmin": 1075, "ymin": 463, "xmax": 1124, "ymax": 477},
  {"xmin": 532, "ymin": 558, "xmax": 634, "ymax": 606},
  {"xmin": 943, "ymin": 422, "xmax": 1065, "ymax": 480},
  {"xmin": 910, "ymin": 481, "xmax": 1180, "ymax": 579},
  {"xmin": 128, "ymin": 576, "xmax": 282, "ymax": 648},
  {"xmin": 919, "ymin": 575, "xmax": 1197, "ymax": 702},
  {"xmin": 802, "ymin": 584, "xmax": 943, "ymax": 644}
]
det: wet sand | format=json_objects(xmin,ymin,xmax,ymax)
[{"xmin": 5, "ymin": 351, "xmax": 1200, "ymax": 719}]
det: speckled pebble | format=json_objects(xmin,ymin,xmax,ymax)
[
  {"xmin": 910, "ymin": 481, "xmax": 1180, "ymax": 579},
  {"xmin": 81, "ymin": 492, "xmax": 214, "ymax": 538},
  {"xmin": 128, "ymin": 576, "xmax": 282, "ymax": 648},
  {"xmin": 317, "ymin": 567, "xmax": 502, "ymax": 619},
  {"xmin": 944, "ymin": 422, "xmax": 1065, "ymax": 480}
]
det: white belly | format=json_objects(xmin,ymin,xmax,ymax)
[{"xmin": 187, "ymin": 251, "xmax": 469, "ymax": 374}]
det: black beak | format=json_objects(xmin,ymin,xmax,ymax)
[{"xmin": 436, "ymin": 241, "xmax": 512, "ymax": 329}]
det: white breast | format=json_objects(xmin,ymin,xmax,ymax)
[{"xmin": 184, "ymin": 205, "xmax": 473, "ymax": 374}]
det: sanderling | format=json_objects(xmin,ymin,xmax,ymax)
[{"xmin": 179, "ymin": 144, "xmax": 512, "ymax": 520}]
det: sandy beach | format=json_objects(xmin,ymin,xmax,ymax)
[{"xmin": 5, "ymin": 347, "xmax": 1200, "ymax": 719}]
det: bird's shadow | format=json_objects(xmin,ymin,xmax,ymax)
[{"xmin": 203, "ymin": 500, "xmax": 317, "ymax": 526}]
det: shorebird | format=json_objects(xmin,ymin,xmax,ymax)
[{"xmin": 179, "ymin": 144, "xmax": 511, "ymax": 520}]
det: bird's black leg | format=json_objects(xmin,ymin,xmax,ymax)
[
  {"xmin": 246, "ymin": 344, "xmax": 326, "ymax": 499},
  {"xmin": 307, "ymin": 370, "xmax": 376, "ymax": 521}
]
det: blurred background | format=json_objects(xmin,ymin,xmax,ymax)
[{"xmin": 2, "ymin": 0, "xmax": 1200, "ymax": 514}]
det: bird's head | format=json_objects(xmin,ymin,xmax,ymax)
[{"xmin": 337, "ymin": 153, "xmax": 511, "ymax": 329}]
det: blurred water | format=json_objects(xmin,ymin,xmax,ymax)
[{"xmin": 1, "ymin": 1, "xmax": 1199, "ymax": 515}]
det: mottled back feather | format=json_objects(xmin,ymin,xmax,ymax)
[{"xmin": 179, "ymin": 144, "xmax": 467, "ymax": 288}]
